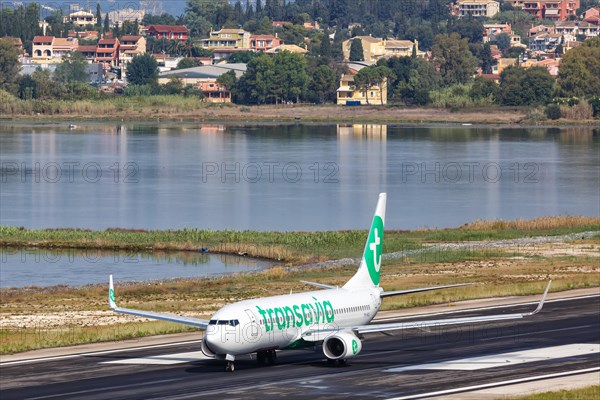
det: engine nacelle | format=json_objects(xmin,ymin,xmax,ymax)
[
  {"xmin": 322, "ymin": 331, "xmax": 362, "ymax": 360},
  {"xmin": 200, "ymin": 338, "xmax": 216, "ymax": 358}
]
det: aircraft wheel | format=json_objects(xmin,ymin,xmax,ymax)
[
  {"xmin": 225, "ymin": 361, "xmax": 235, "ymax": 372},
  {"xmin": 267, "ymin": 350, "xmax": 277, "ymax": 364},
  {"xmin": 338, "ymin": 358, "xmax": 347, "ymax": 366},
  {"xmin": 257, "ymin": 351, "xmax": 266, "ymax": 365}
]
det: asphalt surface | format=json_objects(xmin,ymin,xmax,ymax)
[{"xmin": 1, "ymin": 296, "xmax": 598, "ymax": 400}]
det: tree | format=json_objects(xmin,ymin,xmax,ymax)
[
  {"xmin": 349, "ymin": 38, "xmax": 364, "ymax": 61},
  {"xmin": 493, "ymin": 33, "xmax": 511, "ymax": 51},
  {"xmin": 176, "ymin": 57, "xmax": 200, "ymax": 69},
  {"xmin": 319, "ymin": 32, "xmax": 331, "ymax": 61},
  {"xmin": 0, "ymin": 37, "xmax": 21, "ymax": 93},
  {"xmin": 470, "ymin": 76, "xmax": 499, "ymax": 101},
  {"xmin": 478, "ymin": 43, "xmax": 495, "ymax": 74},
  {"xmin": 217, "ymin": 70, "xmax": 237, "ymax": 100},
  {"xmin": 556, "ymin": 37, "xmax": 600, "ymax": 98},
  {"xmin": 54, "ymin": 52, "xmax": 88, "ymax": 83},
  {"xmin": 126, "ymin": 54, "xmax": 159, "ymax": 85},
  {"xmin": 499, "ymin": 66, "xmax": 554, "ymax": 106},
  {"xmin": 95, "ymin": 3, "xmax": 102, "ymax": 28},
  {"xmin": 353, "ymin": 65, "xmax": 393, "ymax": 105},
  {"xmin": 431, "ymin": 33, "xmax": 478, "ymax": 86},
  {"xmin": 380, "ymin": 56, "xmax": 439, "ymax": 105},
  {"xmin": 103, "ymin": 14, "xmax": 109, "ymax": 33},
  {"xmin": 310, "ymin": 65, "xmax": 337, "ymax": 103}
]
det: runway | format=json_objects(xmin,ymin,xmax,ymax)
[{"xmin": 1, "ymin": 295, "xmax": 598, "ymax": 400}]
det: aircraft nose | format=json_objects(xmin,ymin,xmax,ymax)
[{"xmin": 204, "ymin": 325, "xmax": 224, "ymax": 353}]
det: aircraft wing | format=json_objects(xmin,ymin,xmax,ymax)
[
  {"xmin": 302, "ymin": 281, "xmax": 551, "ymax": 341},
  {"xmin": 356, "ymin": 281, "xmax": 551, "ymax": 335},
  {"xmin": 380, "ymin": 283, "xmax": 472, "ymax": 298},
  {"xmin": 108, "ymin": 275, "xmax": 209, "ymax": 329}
]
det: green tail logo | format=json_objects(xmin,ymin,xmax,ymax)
[{"xmin": 365, "ymin": 215, "xmax": 384, "ymax": 286}]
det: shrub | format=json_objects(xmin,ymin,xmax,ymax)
[
  {"xmin": 544, "ymin": 104, "xmax": 562, "ymax": 120},
  {"xmin": 560, "ymin": 100, "xmax": 593, "ymax": 120}
]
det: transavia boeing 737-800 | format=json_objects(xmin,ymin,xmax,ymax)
[{"xmin": 109, "ymin": 193, "xmax": 551, "ymax": 372}]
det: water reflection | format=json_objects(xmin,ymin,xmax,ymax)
[
  {"xmin": 0, "ymin": 248, "xmax": 273, "ymax": 288},
  {"xmin": 0, "ymin": 122, "xmax": 597, "ymax": 231}
]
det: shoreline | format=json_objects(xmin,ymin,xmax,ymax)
[{"xmin": 1, "ymin": 103, "xmax": 599, "ymax": 126}]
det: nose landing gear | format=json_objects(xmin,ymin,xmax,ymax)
[{"xmin": 225, "ymin": 361, "xmax": 235, "ymax": 372}]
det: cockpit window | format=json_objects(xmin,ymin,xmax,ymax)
[{"xmin": 208, "ymin": 319, "xmax": 239, "ymax": 326}]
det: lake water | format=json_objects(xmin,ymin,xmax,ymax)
[
  {"xmin": 0, "ymin": 122, "xmax": 598, "ymax": 231},
  {"xmin": 0, "ymin": 248, "xmax": 273, "ymax": 288}
]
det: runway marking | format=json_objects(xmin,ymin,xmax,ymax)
[
  {"xmin": 101, "ymin": 350, "xmax": 211, "ymax": 365},
  {"xmin": 384, "ymin": 367, "xmax": 600, "ymax": 400},
  {"xmin": 385, "ymin": 343, "xmax": 600, "ymax": 372},
  {"xmin": 24, "ymin": 378, "xmax": 184, "ymax": 400},
  {"xmin": 0, "ymin": 340, "xmax": 202, "ymax": 366}
]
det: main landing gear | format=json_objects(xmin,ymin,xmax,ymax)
[
  {"xmin": 327, "ymin": 358, "xmax": 347, "ymax": 366},
  {"xmin": 256, "ymin": 350, "xmax": 277, "ymax": 365},
  {"xmin": 225, "ymin": 361, "xmax": 235, "ymax": 372}
]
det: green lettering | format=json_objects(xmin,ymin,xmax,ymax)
[
  {"xmin": 267, "ymin": 308, "xmax": 275, "ymax": 331},
  {"xmin": 293, "ymin": 305, "xmax": 303, "ymax": 327},
  {"xmin": 275, "ymin": 307, "xmax": 286, "ymax": 330},
  {"xmin": 283, "ymin": 306, "xmax": 294, "ymax": 328},
  {"xmin": 302, "ymin": 304, "xmax": 312, "ymax": 326},
  {"xmin": 323, "ymin": 300, "xmax": 334, "ymax": 323},
  {"xmin": 256, "ymin": 306, "xmax": 270, "ymax": 332}
]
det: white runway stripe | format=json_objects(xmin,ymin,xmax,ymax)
[
  {"xmin": 102, "ymin": 351, "xmax": 211, "ymax": 365},
  {"xmin": 385, "ymin": 343, "xmax": 600, "ymax": 372}
]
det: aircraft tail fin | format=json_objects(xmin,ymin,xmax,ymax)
[{"xmin": 343, "ymin": 193, "xmax": 386, "ymax": 290}]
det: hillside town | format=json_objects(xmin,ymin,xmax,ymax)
[{"xmin": 0, "ymin": 0, "xmax": 598, "ymax": 115}]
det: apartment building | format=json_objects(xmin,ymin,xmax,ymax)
[
  {"xmin": 458, "ymin": 0, "xmax": 500, "ymax": 18},
  {"xmin": 200, "ymin": 28, "xmax": 251, "ymax": 49},
  {"xmin": 504, "ymin": 0, "xmax": 580, "ymax": 21}
]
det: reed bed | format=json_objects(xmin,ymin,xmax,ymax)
[
  {"xmin": 509, "ymin": 386, "xmax": 599, "ymax": 400},
  {"xmin": 2, "ymin": 216, "xmax": 598, "ymax": 263}
]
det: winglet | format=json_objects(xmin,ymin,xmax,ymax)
[
  {"xmin": 524, "ymin": 280, "xmax": 551, "ymax": 316},
  {"xmin": 109, "ymin": 275, "xmax": 117, "ymax": 309}
]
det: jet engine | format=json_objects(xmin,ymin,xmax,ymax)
[
  {"xmin": 322, "ymin": 331, "xmax": 362, "ymax": 360},
  {"xmin": 200, "ymin": 338, "xmax": 217, "ymax": 358}
]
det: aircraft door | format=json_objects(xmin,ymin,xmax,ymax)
[{"xmin": 244, "ymin": 309, "xmax": 260, "ymax": 344}]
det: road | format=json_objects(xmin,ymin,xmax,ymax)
[{"xmin": 1, "ymin": 296, "xmax": 598, "ymax": 400}]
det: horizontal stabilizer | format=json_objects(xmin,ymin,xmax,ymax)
[{"xmin": 300, "ymin": 280, "xmax": 338, "ymax": 290}]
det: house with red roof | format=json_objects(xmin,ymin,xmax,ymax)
[
  {"xmin": 96, "ymin": 38, "xmax": 120, "ymax": 68},
  {"xmin": 119, "ymin": 36, "xmax": 147, "ymax": 66},
  {"xmin": 32, "ymin": 36, "xmax": 55, "ymax": 61},
  {"xmin": 249, "ymin": 34, "xmax": 283, "ymax": 52},
  {"xmin": 583, "ymin": 7, "xmax": 600, "ymax": 26},
  {"xmin": 146, "ymin": 25, "xmax": 189, "ymax": 41}
]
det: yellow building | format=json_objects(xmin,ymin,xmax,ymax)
[
  {"xmin": 336, "ymin": 73, "xmax": 388, "ymax": 105},
  {"xmin": 63, "ymin": 11, "xmax": 97, "ymax": 27},
  {"xmin": 200, "ymin": 28, "xmax": 251, "ymax": 49},
  {"xmin": 342, "ymin": 36, "xmax": 420, "ymax": 62}
]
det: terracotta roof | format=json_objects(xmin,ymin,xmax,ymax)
[
  {"xmin": 33, "ymin": 36, "xmax": 54, "ymax": 43},
  {"xmin": 148, "ymin": 25, "xmax": 189, "ymax": 33},
  {"xmin": 121, "ymin": 35, "xmax": 142, "ymax": 41},
  {"xmin": 385, "ymin": 40, "xmax": 414, "ymax": 47},
  {"xmin": 53, "ymin": 38, "xmax": 77, "ymax": 47},
  {"xmin": 355, "ymin": 36, "xmax": 382, "ymax": 44},
  {"xmin": 98, "ymin": 38, "xmax": 118, "ymax": 45},
  {"xmin": 76, "ymin": 45, "xmax": 97, "ymax": 52},
  {"xmin": 250, "ymin": 34, "xmax": 278, "ymax": 40}
]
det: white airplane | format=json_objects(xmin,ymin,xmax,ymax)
[{"xmin": 109, "ymin": 193, "xmax": 550, "ymax": 372}]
